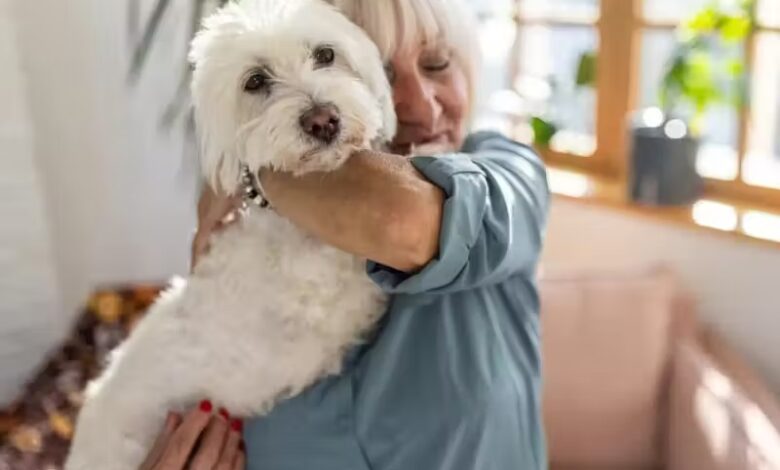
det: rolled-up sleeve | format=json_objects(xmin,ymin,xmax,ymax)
[{"xmin": 367, "ymin": 131, "xmax": 550, "ymax": 294}]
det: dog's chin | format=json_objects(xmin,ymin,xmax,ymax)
[
  {"xmin": 282, "ymin": 128, "xmax": 371, "ymax": 175},
  {"xmin": 286, "ymin": 141, "xmax": 356, "ymax": 176}
]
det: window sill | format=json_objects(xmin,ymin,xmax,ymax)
[{"xmin": 546, "ymin": 165, "xmax": 780, "ymax": 249}]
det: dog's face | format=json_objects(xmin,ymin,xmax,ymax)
[{"xmin": 189, "ymin": 0, "xmax": 396, "ymax": 194}]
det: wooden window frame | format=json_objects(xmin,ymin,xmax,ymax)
[{"xmin": 510, "ymin": 0, "xmax": 780, "ymax": 207}]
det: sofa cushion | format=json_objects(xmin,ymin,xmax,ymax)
[
  {"xmin": 667, "ymin": 334, "xmax": 780, "ymax": 470},
  {"xmin": 540, "ymin": 267, "xmax": 677, "ymax": 468}
]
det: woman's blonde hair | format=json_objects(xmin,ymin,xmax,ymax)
[{"xmin": 329, "ymin": 0, "xmax": 480, "ymax": 112}]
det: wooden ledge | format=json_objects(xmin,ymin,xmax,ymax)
[{"xmin": 546, "ymin": 165, "xmax": 780, "ymax": 249}]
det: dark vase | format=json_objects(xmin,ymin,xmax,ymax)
[{"xmin": 629, "ymin": 123, "xmax": 703, "ymax": 206}]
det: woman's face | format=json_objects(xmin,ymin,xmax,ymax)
[{"xmin": 386, "ymin": 39, "xmax": 469, "ymax": 155}]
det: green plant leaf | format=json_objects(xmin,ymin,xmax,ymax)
[
  {"xmin": 659, "ymin": 0, "xmax": 755, "ymax": 132},
  {"xmin": 726, "ymin": 58, "xmax": 745, "ymax": 77},
  {"xmin": 720, "ymin": 15, "xmax": 752, "ymax": 42},
  {"xmin": 575, "ymin": 51, "xmax": 597, "ymax": 88},
  {"xmin": 530, "ymin": 116, "xmax": 557, "ymax": 147},
  {"xmin": 660, "ymin": 55, "xmax": 688, "ymax": 111},
  {"xmin": 685, "ymin": 7, "xmax": 719, "ymax": 34}
]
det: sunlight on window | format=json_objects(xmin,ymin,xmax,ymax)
[
  {"xmin": 520, "ymin": 0, "xmax": 599, "ymax": 20},
  {"xmin": 478, "ymin": 17, "xmax": 516, "ymax": 64},
  {"xmin": 744, "ymin": 33, "xmax": 780, "ymax": 190},
  {"xmin": 644, "ymin": 0, "xmax": 711, "ymax": 22},
  {"xmin": 692, "ymin": 200, "xmax": 739, "ymax": 231},
  {"xmin": 742, "ymin": 211, "xmax": 780, "ymax": 243},
  {"xmin": 486, "ymin": 89, "xmax": 526, "ymax": 118},
  {"xmin": 546, "ymin": 168, "xmax": 592, "ymax": 198},
  {"xmin": 698, "ymin": 144, "xmax": 740, "ymax": 181},
  {"xmin": 551, "ymin": 130, "xmax": 597, "ymax": 157},
  {"xmin": 757, "ymin": 0, "xmax": 780, "ymax": 27}
]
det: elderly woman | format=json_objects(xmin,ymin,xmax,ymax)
[{"xmin": 142, "ymin": 0, "xmax": 549, "ymax": 469}]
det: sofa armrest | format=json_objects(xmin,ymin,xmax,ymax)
[{"xmin": 666, "ymin": 330, "xmax": 780, "ymax": 470}]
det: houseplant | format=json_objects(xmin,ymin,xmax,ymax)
[
  {"xmin": 128, "ymin": 0, "xmax": 229, "ymax": 129},
  {"xmin": 528, "ymin": 50, "xmax": 596, "ymax": 149},
  {"xmin": 629, "ymin": 0, "xmax": 753, "ymax": 205}
]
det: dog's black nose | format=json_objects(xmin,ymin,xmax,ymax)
[{"xmin": 300, "ymin": 104, "xmax": 340, "ymax": 144}]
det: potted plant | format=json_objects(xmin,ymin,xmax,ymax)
[
  {"xmin": 528, "ymin": 50, "xmax": 597, "ymax": 149},
  {"xmin": 629, "ymin": 0, "xmax": 754, "ymax": 205},
  {"xmin": 129, "ymin": 0, "xmax": 230, "ymax": 130}
]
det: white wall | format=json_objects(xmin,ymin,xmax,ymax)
[
  {"xmin": 0, "ymin": 0, "xmax": 63, "ymax": 404},
  {"xmin": 12, "ymin": 0, "xmax": 198, "ymax": 288},
  {"xmin": 542, "ymin": 199, "xmax": 780, "ymax": 394},
  {"xmin": 0, "ymin": 0, "xmax": 197, "ymax": 405}
]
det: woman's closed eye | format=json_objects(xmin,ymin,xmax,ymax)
[{"xmin": 422, "ymin": 58, "xmax": 450, "ymax": 73}]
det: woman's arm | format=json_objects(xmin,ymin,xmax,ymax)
[
  {"xmin": 366, "ymin": 132, "xmax": 550, "ymax": 295},
  {"xmin": 259, "ymin": 150, "xmax": 444, "ymax": 273}
]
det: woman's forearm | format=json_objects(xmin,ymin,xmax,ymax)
[{"xmin": 259, "ymin": 150, "xmax": 444, "ymax": 272}]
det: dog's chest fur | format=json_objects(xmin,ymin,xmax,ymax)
[{"xmin": 171, "ymin": 207, "xmax": 388, "ymax": 408}]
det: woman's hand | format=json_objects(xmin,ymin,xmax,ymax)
[
  {"xmin": 140, "ymin": 401, "xmax": 245, "ymax": 470},
  {"xmin": 191, "ymin": 186, "xmax": 242, "ymax": 272}
]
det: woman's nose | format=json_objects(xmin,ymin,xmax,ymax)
[{"xmin": 393, "ymin": 72, "xmax": 440, "ymax": 130}]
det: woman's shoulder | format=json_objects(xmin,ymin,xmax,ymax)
[{"xmin": 460, "ymin": 130, "xmax": 538, "ymax": 157}]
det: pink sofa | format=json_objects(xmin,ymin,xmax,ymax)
[{"xmin": 539, "ymin": 267, "xmax": 780, "ymax": 470}]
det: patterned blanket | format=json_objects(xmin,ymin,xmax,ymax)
[{"xmin": 0, "ymin": 285, "xmax": 162, "ymax": 470}]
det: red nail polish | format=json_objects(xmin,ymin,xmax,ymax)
[
  {"xmin": 199, "ymin": 400, "xmax": 213, "ymax": 413},
  {"xmin": 218, "ymin": 407, "xmax": 230, "ymax": 420},
  {"xmin": 239, "ymin": 440, "xmax": 246, "ymax": 452},
  {"xmin": 230, "ymin": 418, "xmax": 243, "ymax": 432}
]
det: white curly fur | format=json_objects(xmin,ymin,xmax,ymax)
[{"xmin": 65, "ymin": 1, "xmax": 393, "ymax": 468}]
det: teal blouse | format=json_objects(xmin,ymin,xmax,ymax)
[{"xmin": 245, "ymin": 131, "xmax": 550, "ymax": 470}]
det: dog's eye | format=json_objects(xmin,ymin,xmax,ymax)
[
  {"xmin": 244, "ymin": 72, "xmax": 269, "ymax": 93},
  {"xmin": 313, "ymin": 46, "xmax": 335, "ymax": 66}
]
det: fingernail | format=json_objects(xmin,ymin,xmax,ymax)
[
  {"xmin": 218, "ymin": 407, "xmax": 230, "ymax": 420},
  {"xmin": 230, "ymin": 418, "xmax": 243, "ymax": 432},
  {"xmin": 199, "ymin": 400, "xmax": 213, "ymax": 413},
  {"xmin": 239, "ymin": 440, "xmax": 246, "ymax": 452}
]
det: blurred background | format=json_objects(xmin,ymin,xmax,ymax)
[{"xmin": 1, "ymin": 0, "xmax": 780, "ymax": 468}]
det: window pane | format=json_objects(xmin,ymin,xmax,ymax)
[
  {"xmin": 744, "ymin": 33, "xmax": 780, "ymax": 190},
  {"xmin": 757, "ymin": 0, "xmax": 780, "ymax": 27},
  {"xmin": 638, "ymin": 30, "xmax": 740, "ymax": 180},
  {"xmin": 643, "ymin": 0, "xmax": 711, "ymax": 22},
  {"xmin": 514, "ymin": 26, "xmax": 598, "ymax": 155},
  {"xmin": 472, "ymin": 13, "xmax": 518, "ymax": 134},
  {"xmin": 521, "ymin": 0, "xmax": 599, "ymax": 20},
  {"xmin": 463, "ymin": 0, "xmax": 513, "ymax": 16}
]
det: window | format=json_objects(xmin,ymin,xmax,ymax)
[{"xmin": 473, "ymin": 0, "xmax": 780, "ymax": 205}]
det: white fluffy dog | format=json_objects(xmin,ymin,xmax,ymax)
[{"xmin": 66, "ymin": 1, "xmax": 394, "ymax": 468}]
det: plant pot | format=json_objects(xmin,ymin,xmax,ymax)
[{"xmin": 629, "ymin": 124, "xmax": 703, "ymax": 206}]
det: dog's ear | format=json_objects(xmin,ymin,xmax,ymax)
[
  {"xmin": 339, "ymin": 23, "xmax": 397, "ymax": 142},
  {"xmin": 358, "ymin": 50, "xmax": 397, "ymax": 143},
  {"xmin": 188, "ymin": 7, "xmax": 244, "ymax": 195}
]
